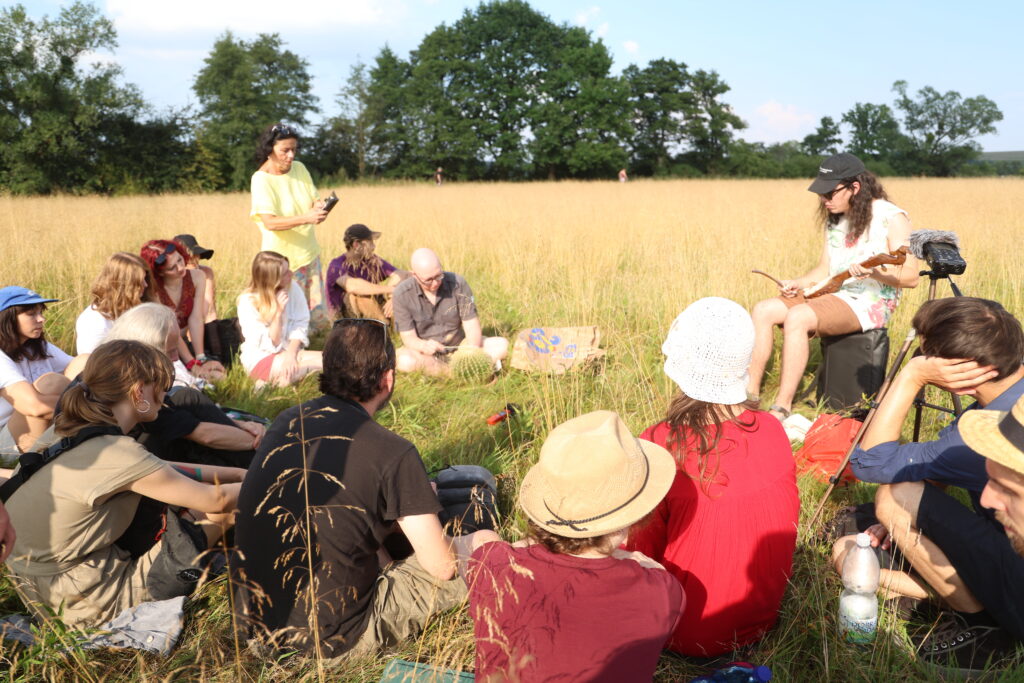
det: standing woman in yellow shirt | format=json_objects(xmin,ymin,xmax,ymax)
[{"xmin": 250, "ymin": 123, "xmax": 331, "ymax": 332}]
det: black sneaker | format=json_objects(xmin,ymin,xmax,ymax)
[{"xmin": 915, "ymin": 611, "xmax": 1016, "ymax": 674}]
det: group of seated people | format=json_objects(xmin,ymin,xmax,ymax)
[{"xmin": 0, "ymin": 227, "xmax": 1023, "ymax": 678}]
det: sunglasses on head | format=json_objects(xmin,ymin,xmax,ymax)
[
  {"xmin": 151, "ymin": 243, "xmax": 176, "ymax": 266},
  {"xmin": 271, "ymin": 124, "xmax": 297, "ymax": 138}
]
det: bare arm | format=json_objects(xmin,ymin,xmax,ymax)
[
  {"xmin": 853, "ymin": 213, "xmax": 920, "ymax": 289},
  {"xmin": 199, "ymin": 265, "xmax": 217, "ymax": 321},
  {"xmin": 461, "ymin": 317, "xmax": 484, "ymax": 348},
  {"xmin": 258, "ymin": 207, "xmax": 326, "ymax": 232},
  {"xmin": 187, "ymin": 422, "xmax": 259, "ymax": 451},
  {"xmin": 186, "ymin": 270, "xmax": 207, "ymax": 358},
  {"xmin": 338, "ymin": 275, "xmax": 395, "ymax": 296},
  {"xmin": 126, "ymin": 463, "xmax": 240, "ymax": 514},
  {"xmin": 169, "ymin": 462, "xmax": 247, "ymax": 484},
  {"xmin": 861, "ymin": 356, "xmax": 997, "ymax": 449},
  {"xmin": 397, "ymin": 513, "xmax": 456, "ymax": 581},
  {"xmin": 399, "ymin": 329, "xmax": 445, "ymax": 355},
  {"xmin": 0, "ymin": 381, "xmax": 58, "ymax": 419},
  {"xmin": 0, "ymin": 501, "xmax": 14, "ymax": 562}
]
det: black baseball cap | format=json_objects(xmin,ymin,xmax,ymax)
[
  {"xmin": 808, "ymin": 153, "xmax": 867, "ymax": 194},
  {"xmin": 173, "ymin": 234, "xmax": 214, "ymax": 260},
  {"xmin": 344, "ymin": 224, "xmax": 382, "ymax": 248}
]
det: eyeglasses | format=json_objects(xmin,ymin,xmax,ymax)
[
  {"xmin": 821, "ymin": 185, "xmax": 849, "ymax": 201},
  {"xmin": 150, "ymin": 243, "xmax": 177, "ymax": 266},
  {"xmin": 271, "ymin": 124, "xmax": 297, "ymax": 138},
  {"xmin": 415, "ymin": 272, "xmax": 444, "ymax": 286}
]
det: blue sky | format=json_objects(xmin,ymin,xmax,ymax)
[{"xmin": 21, "ymin": 0, "xmax": 1024, "ymax": 151}]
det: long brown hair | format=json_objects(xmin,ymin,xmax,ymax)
[
  {"xmin": 0, "ymin": 304, "xmax": 50, "ymax": 362},
  {"xmin": 816, "ymin": 171, "xmax": 889, "ymax": 243},
  {"xmin": 663, "ymin": 392, "xmax": 758, "ymax": 494},
  {"xmin": 56, "ymin": 340, "xmax": 173, "ymax": 436},
  {"xmin": 244, "ymin": 251, "xmax": 290, "ymax": 323},
  {"xmin": 90, "ymin": 252, "xmax": 153, "ymax": 320}
]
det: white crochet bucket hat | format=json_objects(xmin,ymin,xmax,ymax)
[{"xmin": 662, "ymin": 297, "xmax": 754, "ymax": 405}]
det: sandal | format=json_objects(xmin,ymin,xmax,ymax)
[{"xmin": 768, "ymin": 404, "xmax": 791, "ymax": 421}]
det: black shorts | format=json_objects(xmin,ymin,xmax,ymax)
[{"xmin": 916, "ymin": 483, "xmax": 1024, "ymax": 639}]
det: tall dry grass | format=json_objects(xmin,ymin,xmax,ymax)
[{"xmin": 0, "ymin": 177, "xmax": 1022, "ymax": 681}]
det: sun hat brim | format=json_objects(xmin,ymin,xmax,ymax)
[
  {"xmin": 960, "ymin": 409, "xmax": 1024, "ymax": 476},
  {"xmin": 518, "ymin": 437, "xmax": 676, "ymax": 539}
]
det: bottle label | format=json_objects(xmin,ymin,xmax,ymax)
[{"xmin": 839, "ymin": 613, "xmax": 877, "ymax": 643}]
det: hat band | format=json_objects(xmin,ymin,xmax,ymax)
[
  {"xmin": 997, "ymin": 409, "xmax": 1024, "ymax": 448},
  {"xmin": 542, "ymin": 441, "xmax": 650, "ymax": 533}
]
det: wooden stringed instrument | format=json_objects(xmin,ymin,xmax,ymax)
[{"xmin": 802, "ymin": 245, "xmax": 909, "ymax": 299}]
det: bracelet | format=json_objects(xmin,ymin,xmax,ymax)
[
  {"xmin": 196, "ymin": 354, "xmax": 209, "ymax": 363},
  {"xmin": 186, "ymin": 359, "xmax": 199, "ymax": 370}
]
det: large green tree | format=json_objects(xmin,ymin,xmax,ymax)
[
  {"xmin": 802, "ymin": 116, "xmax": 842, "ymax": 157},
  {"xmin": 622, "ymin": 59, "xmax": 693, "ymax": 175},
  {"xmin": 193, "ymin": 32, "xmax": 318, "ymax": 190},
  {"xmin": 841, "ymin": 102, "xmax": 906, "ymax": 164},
  {"xmin": 680, "ymin": 70, "xmax": 746, "ymax": 174},
  {"xmin": 891, "ymin": 80, "xmax": 1003, "ymax": 176},
  {"xmin": 0, "ymin": 2, "xmax": 185, "ymax": 194}
]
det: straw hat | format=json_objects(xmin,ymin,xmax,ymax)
[
  {"xmin": 519, "ymin": 411, "xmax": 676, "ymax": 539},
  {"xmin": 959, "ymin": 393, "xmax": 1024, "ymax": 476},
  {"xmin": 662, "ymin": 297, "xmax": 754, "ymax": 405}
]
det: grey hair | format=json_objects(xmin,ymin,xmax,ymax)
[{"xmin": 105, "ymin": 302, "xmax": 178, "ymax": 354}]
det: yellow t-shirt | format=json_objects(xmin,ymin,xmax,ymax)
[{"xmin": 250, "ymin": 160, "xmax": 321, "ymax": 269}]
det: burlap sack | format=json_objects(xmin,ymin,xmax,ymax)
[{"xmin": 509, "ymin": 326, "xmax": 605, "ymax": 374}]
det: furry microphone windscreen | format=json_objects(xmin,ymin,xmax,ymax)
[{"xmin": 908, "ymin": 230, "xmax": 960, "ymax": 259}]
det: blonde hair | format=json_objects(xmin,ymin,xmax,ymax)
[
  {"xmin": 90, "ymin": 253, "xmax": 153, "ymax": 320},
  {"xmin": 245, "ymin": 251, "xmax": 290, "ymax": 323},
  {"xmin": 106, "ymin": 303, "xmax": 178, "ymax": 353},
  {"xmin": 56, "ymin": 340, "xmax": 174, "ymax": 436}
]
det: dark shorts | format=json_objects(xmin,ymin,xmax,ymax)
[
  {"xmin": 779, "ymin": 293, "xmax": 861, "ymax": 337},
  {"xmin": 916, "ymin": 483, "xmax": 1024, "ymax": 639}
]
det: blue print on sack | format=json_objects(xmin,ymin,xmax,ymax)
[
  {"xmin": 561, "ymin": 344, "xmax": 577, "ymax": 359},
  {"xmin": 527, "ymin": 328, "xmax": 561, "ymax": 354}
]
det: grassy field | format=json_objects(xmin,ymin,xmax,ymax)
[{"xmin": 1, "ymin": 177, "xmax": 1023, "ymax": 681}]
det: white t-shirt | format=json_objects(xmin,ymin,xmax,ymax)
[
  {"xmin": 75, "ymin": 306, "xmax": 113, "ymax": 354},
  {"xmin": 237, "ymin": 280, "xmax": 310, "ymax": 372},
  {"xmin": 0, "ymin": 343, "xmax": 73, "ymax": 428}
]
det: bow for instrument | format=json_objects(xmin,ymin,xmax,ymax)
[{"xmin": 802, "ymin": 246, "xmax": 909, "ymax": 298}]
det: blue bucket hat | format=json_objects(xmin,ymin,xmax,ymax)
[{"xmin": 0, "ymin": 286, "xmax": 58, "ymax": 312}]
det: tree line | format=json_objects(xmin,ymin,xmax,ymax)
[{"xmin": 0, "ymin": 1, "xmax": 1017, "ymax": 195}]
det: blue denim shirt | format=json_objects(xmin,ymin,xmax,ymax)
[{"xmin": 850, "ymin": 376, "xmax": 1024, "ymax": 496}]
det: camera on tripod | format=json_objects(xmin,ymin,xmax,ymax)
[{"xmin": 908, "ymin": 230, "xmax": 967, "ymax": 277}]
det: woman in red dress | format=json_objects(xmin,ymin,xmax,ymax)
[{"xmin": 626, "ymin": 297, "xmax": 800, "ymax": 657}]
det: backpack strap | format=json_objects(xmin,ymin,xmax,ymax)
[{"xmin": 0, "ymin": 424, "xmax": 123, "ymax": 503}]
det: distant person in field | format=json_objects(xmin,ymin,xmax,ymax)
[
  {"xmin": 434, "ymin": 166, "xmax": 443, "ymax": 185},
  {"xmin": 392, "ymin": 248, "xmax": 507, "ymax": 376},
  {"xmin": 236, "ymin": 251, "xmax": 322, "ymax": 387},
  {"xmin": 747, "ymin": 152, "xmax": 919, "ymax": 421},
  {"xmin": 325, "ymin": 224, "xmax": 409, "ymax": 323},
  {"xmin": 233, "ymin": 319, "xmax": 497, "ymax": 657},
  {"xmin": 468, "ymin": 410, "xmax": 683, "ymax": 681},
  {"xmin": 140, "ymin": 239, "xmax": 225, "ymax": 383},
  {"xmin": 3, "ymin": 340, "xmax": 242, "ymax": 629},
  {"xmin": 618, "ymin": 168, "xmax": 628, "ymax": 182},
  {"xmin": 624, "ymin": 298, "xmax": 799, "ymax": 657},
  {"xmin": 250, "ymin": 123, "xmax": 332, "ymax": 332},
  {"xmin": 0, "ymin": 287, "xmax": 79, "ymax": 456},
  {"xmin": 75, "ymin": 252, "xmax": 153, "ymax": 354},
  {"xmin": 830, "ymin": 297, "xmax": 1024, "ymax": 669}
]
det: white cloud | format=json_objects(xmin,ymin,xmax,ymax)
[
  {"xmin": 575, "ymin": 6, "xmax": 601, "ymax": 25},
  {"xmin": 105, "ymin": 0, "xmax": 406, "ymax": 33},
  {"xmin": 595, "ymin": 22, "xmax": 609, "ymax": 38},
  {"xmin": 744, "ymin": 100, "xmax": 816, "ymax": 143},
  {"xmin": 623, "ymin": 40, "xmax": 639, "ymax": 54}
]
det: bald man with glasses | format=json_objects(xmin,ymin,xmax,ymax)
[{"xmin": 391, "ymin": 248, "xmax": 507, "ymax": 376}]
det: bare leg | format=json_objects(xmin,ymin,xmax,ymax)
[
  {"xmin": 396, "ymin": 347, "xmax": 451, "ymax": 376},
  {"xmin": 748, "ymin": 297, "xmax": 789, "ymax": 398},
  {"xmin": 9, "ymin": 373, "xmax": 69, "ymax": 452},
  {"xmin": 875, "ymin": 483, "xmax": 983, "ymax": 613},
  {"xmin": 771, "ymin": 304, "xmax": 819, "ymax": 413},
  {"xmin": 450, "ymin": 530, "xmax": 501, "ymax": 582},
  {"xmin": 832, "ymin": 534, "xmax": 931, "ymax": 601},
  {"xmin": 482, "ymin": 337, "xmax": 508, "ymax": 362}
]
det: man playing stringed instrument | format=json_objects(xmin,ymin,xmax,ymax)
[{"xmin": 748, "ymin": 153, "xmax": 920, "ymax": 421}]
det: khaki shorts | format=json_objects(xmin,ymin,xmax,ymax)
[
  {"xmin": 779, "ymin": 293, "xmax": 861, "ymax": 338},
  {"xmin": 341, "ymin": 555, "xmax": 468, "ymax": 658}
]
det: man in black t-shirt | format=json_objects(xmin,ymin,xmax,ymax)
[{"xmin": 233, "ymin": 318, "xmax": 496, "ymax": 657}]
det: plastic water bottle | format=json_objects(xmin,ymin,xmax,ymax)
[
  {"xmin": 838, "ymin": 532, "xmax": 880, "ymax": 643},
  {"xmin": 688, "ymin": 662, "xmax": 772, "ymax": 682}
]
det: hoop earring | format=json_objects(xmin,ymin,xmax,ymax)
[{"xmin": 135, "ymin": 399, "xmax": 152, "ymax": 415}]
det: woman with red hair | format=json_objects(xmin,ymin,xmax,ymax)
[{"xmin": 140, "ymin": 240, "xmax": 224, "ymax": 382}]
